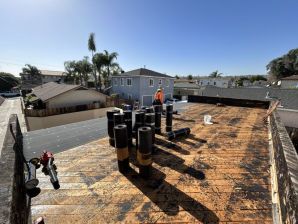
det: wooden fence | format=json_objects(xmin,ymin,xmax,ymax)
[{"xmin": 25, "ymin": 97, "xmax": 134, "ymax": 117}]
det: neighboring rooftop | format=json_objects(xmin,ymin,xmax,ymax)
[
  {"xmin": 281, "ymin": 75, "xmax": 298, "ymax": 80},
  {"xmin": 31, "ymin": 82, "xmax": 82, "ymax": 102},
  {"xmin": 174, "ymin": 82, "xmax": 201, "ymax": 89},
  {"xmin": 116, "ymin": 68, "xmax": 173, "ymax": 78},
  {"xmin": 31, "ymin": 103, "xmax": 272, "ymax": 223},
  {"xmin": 40, "ymin": 70, "xmax": 64, "ymax": 77},
  {"xmin": 200, "ymin": 86, "xmax": 298, "ymax": 110}
]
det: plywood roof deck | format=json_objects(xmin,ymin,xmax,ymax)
[{"xmin": 31, "ymin": 103, "xmax": 272, "ymax": 223}]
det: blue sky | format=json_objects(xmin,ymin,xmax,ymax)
[{"xmin": 0, "ymin": 0, "xmax": 297, "ymax": 77}]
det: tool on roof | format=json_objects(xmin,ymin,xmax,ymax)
[
  {"xmin": 40, "ymin": 150, "xmax": 60, "ymax": 190},
  {"xmin": 154, "ymin": 105, "xmax": 162, "ymax": 135},
  {"xmin": 134, "ymin": 111, "xmax": 145, "ymax": 149},
  {"xmin": 166, "ymin": 104, "xmax": 173, "ymax": 132},
  {"xmin": 167, "ymin": 128, "xmax": 191, "ymax": 140},
  {"xmin": 123, "ymin": 110, "xmax": 133, "ymax": 147},
  {"xmin": 9, "ymin": 123, "xmax": 40, "ymax": 190},
  {"xmin": 114, "ymin": 124, "xmax": 130, "ymax": 173},
  {"xmin": 145, "ymin": 113, "xmax": 156, "ymax": 152},
  {"xmin": 107, "ymin": 109, "xmax": 120, "ymax": 146},
  {"xmin": 137, "ymin": 127, "xmax": 152, "ymax": 178}
]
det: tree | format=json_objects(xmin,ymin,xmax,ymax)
[
  {"xmin": 22, "ymin": 64, "xmax": 42, "ymax": 85},
  {"xmin": 249, "ymin": 75, "xmax": 267, "ymax": 83},
  {"xmin": 78, "ymin": 57, "xmax": 92, "ymax": 87},
  {"xmin": 267, "ymin": 48, "xmax": 298, "ymax": 81},
  {"xmin": 0, "ymin": 72, "xmax": 20, "ymax": 91},
  {"xmin": 175, "ymin": 75, "xmax": 180, "ymax": 79},
  {"xmin": 22, "ymin": 64, "xmax": 41, "ymax": 77},
  {"xmin": 187, "ymin": 74, "xmax": 193, "ymax": 80},
  {"xmin": 88, "ymin": 33, "xmax": 99, "ymax": 90},
  {"xmin": 92, "ymin": 53, "xmax": 106, "ymax": 91},
  {"xmin": 64, "ymin": 60, "xmax": 79, "ymax": 84},
  {"xmin": 209, "ymin": 70, "xmax": 222, "ymax": 78},
  {"xmin": 236, "ymin": 77, "xmax": 249, "ymax": 86},
  {"xmin": 102, "ymin": 50, "xmax": 119, "ymax": 87}
]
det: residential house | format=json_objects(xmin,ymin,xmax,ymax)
[
  {"xmin": 197, "ymin": 77, "xmax": 234, "ymax": 88},
  {"xmin": 20, "ymin": 70, "xmax": 65, "ymax": 92},
  {"xmin": 174, "ymin": 82, "xmax": 203, "ymax": 100},
  {"xmin": 111, "ymin": 68, "xmax": 175, "ymax": 106},
  {"xmin": 280, "ymin": 75, "xmax": 298, "ymax": 89},
  {"xmin": 28, "ymin": 82, "xmax": 107, "ymax": 109}
]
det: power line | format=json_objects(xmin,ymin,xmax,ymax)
[{"xmin": 0, "ymin": 59, "xmax": 64, "ymax": 70}]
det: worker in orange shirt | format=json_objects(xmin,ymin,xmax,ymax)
[{"xmin": 153, "ymin": 88, "xmax": 164, "ymax": 105}]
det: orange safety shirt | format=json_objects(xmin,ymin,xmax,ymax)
[{"xmin": 154, "ymin": 91, "xmax": 164, "ymax": 103}]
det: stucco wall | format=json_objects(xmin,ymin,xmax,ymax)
[
  {"xmin": 281, "ymin": 80, "xmax": 298, "ymax": 89},
  {"xmin": 278, "ymin": 108, "xmax": 298, "ymax": 128},
  {"xmin": 27, "ymin": 107, "xmax": 112, "ymax": 131},
  {"xmin": 139, "ymin": 76, "xmax": 174, "ymax": 105},
  {"xmin": 47, "ymin": 89, "xmax": 107, "ymax": 109},
  {"xmin": 111, "ymin": 75, "xmax": 174, "ymax": 105},
  {"xmin": 111, "ymin": 76, "xmax": 141, "ymax": 101}
]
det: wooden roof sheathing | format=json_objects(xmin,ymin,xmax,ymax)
[{"xmin": 31, "ymin": 103, "xmax": 272, "ymax": 223}]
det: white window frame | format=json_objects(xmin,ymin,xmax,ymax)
[
  {"xmin": 126, "ymin": 78, "xmax": 132, "ymax": 86},
  {"xmin": 113, "ymin": 78, "xmax": 118, "ymax": 86},
  {"xmin": 149, "ymin": 78, "xmax": 154, "ymax": 87},
  {"xmin": 120, "ymin": 78, "xmax": 124, "ymax": 86}
]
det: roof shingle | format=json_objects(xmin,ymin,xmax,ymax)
[{"xmin": 32, "ymin": 82, "xmax": 81, "ymax": 102}]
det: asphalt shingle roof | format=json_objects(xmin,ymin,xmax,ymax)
[
  {"xmin": 40, "ymin": 70, "xmax": 64, "ymax": 76},
  {"xmin": 117, "ymin": 68, "xmax": 173, "ymax": 78},
  {"xmin": 201, "ymin": 86, "xmax": 298, "ymax": 110},
  {"xmin": 281, "ymin": 75, "xmax": 298, "ymax": 80},
  {"xmin": 32, "ymin": 82, "xmax": 81, "ymax": 102}
]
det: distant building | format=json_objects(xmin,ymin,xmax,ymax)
[
  {"xmin": 28, "ymin": 82, "xmax": 107, "ymax": 109},
  {"xmin": 20, "ymin": 70, "xmax": 65, "ymax": 92},
  {"xmin": 111, "ymin": 68, "xmax": 175, "ymax": 106},
  {"xmin": 197, "ymin": 77, "xmax": 234, "ymax": 88},
  {"xmin": 280, "ymin": 75, "xmax": 298, "ymax": 89},
  {"xmin": 174, "ymin": 82, "xmax": 202, "ymax": 100}
]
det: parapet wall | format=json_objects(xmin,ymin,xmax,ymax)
[
  {"xmin": 188, "ymin": 95, "xmax": 270, "ymax": 108},
  {"xmin": 270, "ymin": 111, "xmax": 298, "ymax": 224},
  {"xmin": 0, "ymin": 115, "xmax": 28, "ymax": 223},
  {"xmin": 0, "ymin": 96, "xmax": 5, "ymax": 106}
]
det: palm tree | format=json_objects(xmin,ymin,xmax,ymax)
[
  {"xmin": 75, "ymin": 57, "xmax": 92, "ymax": 87},
  {"xmin": 64, "ymin": 61, "xmax": 78, "ymax": 84},
  {"xmin": 92, "ymin": 53, "xmax": 105, "ymax": 91},
  {"xmin": 88, "ymin": 33, "xmax": 99, "ymax": 90},
  {"xmin": 209, "ymin": 70, "xmax": 222, "ymax": 78},
  {"xmin": 102, "ymin": 50, "xmax": 119, "ymax": 87},
  {"xmin": 22, "ymin": 64, "xmax": 42, "ymax": 85}
]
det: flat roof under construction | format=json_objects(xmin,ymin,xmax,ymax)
[{"xmin": 31, "ymin": 103, "xmax": 272, "ymax": 223}]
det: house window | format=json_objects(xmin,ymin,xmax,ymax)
[
  {"xmin": 166, "ymin": 79, "xmax": 169, "ymax": 87},
  {"xmin": 149, "ymin": 78, "xmax": 154, "ymax": 87},
  {"xmin": 214, "ymin": 82, "xmax": 216, "ymax": 85},
  {"xmin": 128, "ymin": 94, "xmax": 132, "ymax": 100},
  {"xmin": 126, "ymin": 78, "xmax": 132, "ymax": 86},
  {"xmin": 114, "ymin": 78, "xmax": 118, "ymax": 86},
  {"xmin": 120, "ymin": 78, "xmax": 124, "ymax": 86},
  {"xmin": 159, "ymin": 79, "xmax": 162, "ymax": 85}
]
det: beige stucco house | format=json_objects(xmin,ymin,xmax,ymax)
[
  {"xmin": 280, "ymin": 75, "xmax": 298, "ymax": 89},
  {"xmin": 29, "ymin": 82, "xmax": 107, "ymax": 109}
]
